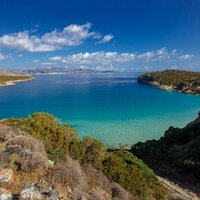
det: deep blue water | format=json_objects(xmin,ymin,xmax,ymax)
[{"xmin": 0, "ymin": 72, "xmax": 200, "ymax": 146}]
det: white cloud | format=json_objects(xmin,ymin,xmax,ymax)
[
  {"xmin": 48, "ymin": 56, "xmax": 63, "ymax": 62},
  {"xmin": 33, "ymin": 59, "xmax": 40, "ymax": 63},
  {"xmin": 0, "ymin": 23, "xmax": 113, "ymax": 52},
  {"xmin": 156, "ymin": 47, "xmax": 168, "ymax": 56},
  {"xmin": 41, "ymin": 62, "xmax": 54, "ymax": 66},
  {"xmin": 96, "ymin": 34, "xmax": 113, "ymax": 44},
  {"xmin": 137, "ymin": 48, "xmax": 179, "ymax": 61},
  {"xmin": 0, "ymin": 31, "xmax": 56, "ymax": 52},
  {"xmin": 179, "ymin": 54, "xmax": 194, "ymax": 60},
  {"xmin": 47, "ymin": 48, "xmax": 194, "ymax": 70},
  {"xmin": 171, "ymin": 49, "xmax": 177, "ymax": 55},
  {"xmin": 17, "ymin": 54, "xmax": 23, "ymax": 57},
  {"xmin": 137, "ymin": 51, "xmax": 154, "ymax": 60},
  {"xmin": 0, "ymin": 53, "xmax": 6, "ymax": 61},
  {"xmin": 49, "ymin": 52, "xmax": 136, "ymax": 66}
]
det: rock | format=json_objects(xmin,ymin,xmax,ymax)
[
  {"xmin": 0, "ymin": 169, "xmax": 14, "ymax": 183},
  {"xmin": 48, "ymin": 191, "xmax": 57, "ymax": 200},
  {"xmin": 20, "ymin": 185, "xmax": 43, "ymax": 200},
  {"xmin": 47, "ymin": 160, "xmax": 54, "ymax": 167},
  {"xmin": 42, "ymin": 187, "xmax": 58, "ymax": 200},
  {"xmin": 41, "ymin": 187, "xmax": 52, "ymax": 195},
  {"xmin": 159, "ymin": 84, "xmax": 173, "ymax": 90},
  {"xmin": 77, "ymin": 197, "xmax": 87, "ymax": 200},
  {"xmin": 0, "ymin": 188, "xmax": 12, "ymax": 200}
]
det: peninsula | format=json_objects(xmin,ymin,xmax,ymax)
[
  {"xmin": 138, "ymin": 70, "xmax": 200, "ymax": 95},
  {"xmin": 0, "ymin": 70, "xmax": 33, "ymax": 87}
]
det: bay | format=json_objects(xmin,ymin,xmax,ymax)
[{"xmin": 0, "ymin": 72, "xmax": 200, "ymax": 146}]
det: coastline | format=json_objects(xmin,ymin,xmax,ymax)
[
  {"xmin": 0, "ymin": 77, "xmax": 34, "ymax": 87},
  {"xmin": 147, "ymin": 81, "xmax": 174, "ymax": 91},
  {"xmin": 142, "ymin": 80, "xmax": 199, "ymax": 95},
  {"xmin": 138, "ymin": 70, "xmax": 200, "ymax": 95}
]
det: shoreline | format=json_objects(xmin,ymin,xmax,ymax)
[
  {"xmin": 147, "ymin": 81, "xmax": 200, "ymax": 95},
  {"xmin": 0, "ymin": 77, "xmax": 34, "ymax": 87},
  {"xmin": 137, "ymin": 70, "xmax": 200, "ymax": 95}
]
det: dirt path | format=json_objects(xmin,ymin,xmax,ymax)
[{"xmin": 157, "ymin": 176, "xmax": 200, "ymax": 200}]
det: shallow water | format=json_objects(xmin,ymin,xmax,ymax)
[{"xmin": 0, "ymin": 72, "xmax": 200, "ymax": 146}]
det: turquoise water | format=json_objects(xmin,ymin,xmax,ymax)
[{"xmin": 0, "ymin": 72, "xmax": 200, "ymax": 146}]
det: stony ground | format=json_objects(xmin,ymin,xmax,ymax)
[{"xmin": 158, "ymin": 176, "xmax": 200, "ymax": 200}]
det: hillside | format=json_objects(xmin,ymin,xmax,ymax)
[
  {"xmin": 0, "ymin": 113, "xmax": 166, "ymax": 200},
  {"xmin": 138, "ymin": 70, "xmax": 200, "ymax": 95},
  {"xmin": 131, "ymin": 111, "xmax": 200, "ymax": 195},
  {"xmin": 0, "ymin": 69, "xmax": 33, "ymax": 86},
  {"xmin": 0, "ymin": 123, "xmax": 134, "ymax": 200}
]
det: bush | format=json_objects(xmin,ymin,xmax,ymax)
[
  {"xmin": 3, "ymin": 113, "xmax": 77, "ymax": 161},
  {"xmin": 7, "ymin": 134, "xmax": 46, "ymax": 157},
  {"xmin": 2, "ymin": 113, "xmax": 167, "ymax": 199},
  {"xmin": 111, "ymin": 183, "xmax": 130, "ymax": 200}
]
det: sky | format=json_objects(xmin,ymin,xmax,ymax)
[{"xmin": 0, "ymin": 0, "xmax": 200, "ymax": 71}]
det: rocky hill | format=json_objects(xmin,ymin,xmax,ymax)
[
  {"xmin": 138, "ymin": 70, "xmax": 200, "ymax": 95},
  {"xmin": 0, "ymin": 113, "xmax": 167, "ymax": 200},
  {"xmin": 131, "ymin": 112, "xmax": 200, "ymax": 196}
]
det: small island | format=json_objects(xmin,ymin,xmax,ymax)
[
  {"xmin": 0, "ymin": 70, "xmax": 33, "ymax": 87},
  {"xmin": 138, "ymin": 70, "xmax": 200, "ymax": 95}
]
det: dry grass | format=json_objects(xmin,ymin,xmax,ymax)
[
  {"xmin": 83, "ymin": 164, "xmax": 110, "ymax": 192},
  {"xmin": 0, "ymin": 142, "xmax": 6, "ymax": 153},
  {"xmin": 19, "ymin": 150, "xmax": 51, "ymax": 172},
  {"xmin": 6, "ymin": 134, "xmax": 47, "ymax": 157},
  {"xmin": 0, "ymin": 169, "xmax": 45, "ymax": 195}
]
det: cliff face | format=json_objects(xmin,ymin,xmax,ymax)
[
  {"xmin": 131, "ymin": 112, "xmax": 200, "ymax": 194},
  {"xmin": 138, "ymin": 70, "xmax": 200, "ymax": 94}
]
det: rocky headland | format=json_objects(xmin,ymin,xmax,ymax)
[{"xmin": 138, "ymin": 70, "xmax": 200, "ymax": 95}]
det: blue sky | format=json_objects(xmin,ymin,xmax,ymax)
[{"xmin": 0, "ymin": 0, "xmax": 199, "ymax": 71}]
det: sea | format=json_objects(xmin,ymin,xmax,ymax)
[{"xmin": 0, "ymin": 72, "xmax": 200, "ymax": 146}]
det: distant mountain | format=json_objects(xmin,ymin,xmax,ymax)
[
  {"xmin": 138, "ymin": 70, "xmax": 200, "ymax": 95},
  {"xmin": 0, "ymin": 69, "xmax": 26, "ymax": 76},
  {"xmin": 24, "ymin": 67, "xmax": 115, "ymax": 75}
]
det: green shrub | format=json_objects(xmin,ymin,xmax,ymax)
[{"xmin": 2, "ymin": 113, "xmax": 166, "ymax": 199}]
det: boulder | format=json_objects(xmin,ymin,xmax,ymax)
[
  {"xmin": 0, "ymin": 169, "xmax": 14, "ymax": 183},
  {"xmin": 42, "ymin": 187, "xmax": 58, "ymax": 200},
  {"xmin": 0, "ymin": 188, "xmax": 12, "ymax": 200},
  {"xmin": 19, "ymin": 185, "xmax": 43, "ymax": 200}
]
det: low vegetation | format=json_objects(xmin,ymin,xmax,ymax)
[
  {"xmin": 0, "ymin": 75, "xmax": 30, "ymax": 84},
  {"xmin": 0, "ymin": 69, "xmax": 32, "ymax": 86},
  {"xmin": 138, "ymin": 70, "xmax": 200, "ymax": 94},
  {"xmin": 131, "ymin": 112, "xmax": 200, "ymax": 194},
  {"xmin": 0, "ymin": 123, "xmax": 132, "ymax": 199},
  {"xmin": 2, "ymin": 112, "xmax": 166, "ymax": 199}
]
